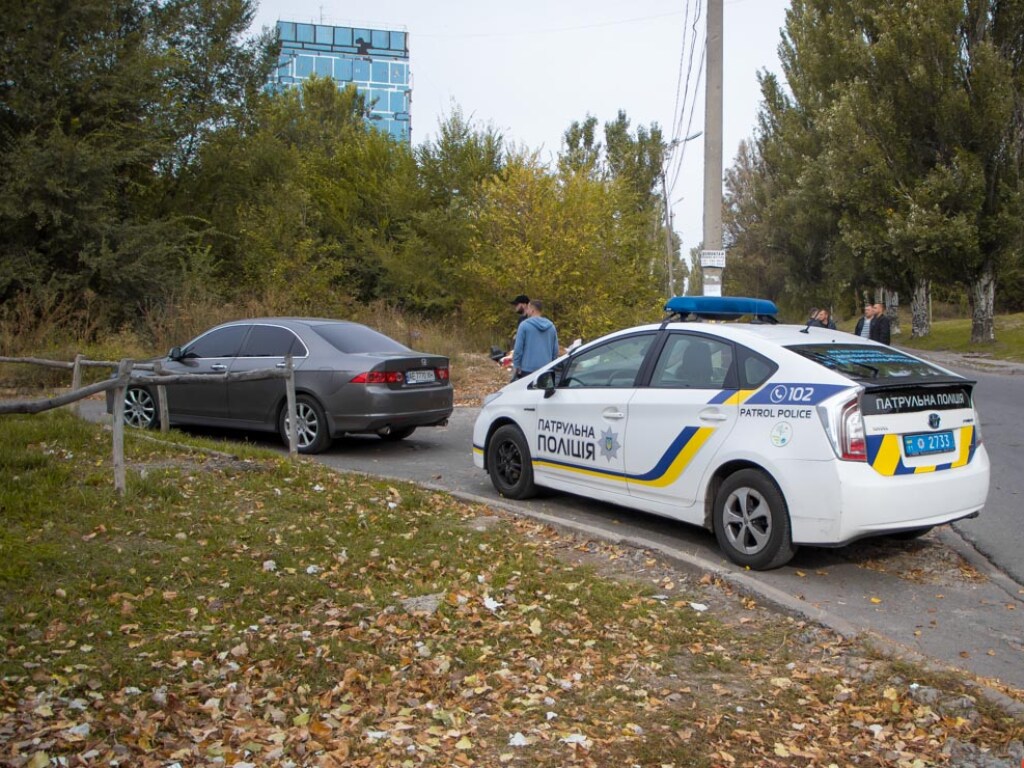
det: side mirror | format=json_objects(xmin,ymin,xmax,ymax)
[
  {"xmin": 536, "ymin": 371, "xmax": 557, "ymax": 398},
  {"xmin": 168, "ymin": 346, "xmax": 183, "ymax": 361}
]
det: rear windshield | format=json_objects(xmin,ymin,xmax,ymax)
[
  {"xmin": 786, "ymin": 344, "xmax": 954, "ymax": 382},
  {"xmin": 312, "ymin": 323, "xmax": 411, "ymax": 354}
]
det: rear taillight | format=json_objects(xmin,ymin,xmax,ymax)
[
  {"xmin": 435, "ymin": 367, "xmax": 449, "ymax": 381},
  {"xmin": 350, "ymin": 370, "xmax": 404, "ymax": 384},
  {"xmin": 839, "ymin": 398, "xmax": 866, "ymax": 461}
]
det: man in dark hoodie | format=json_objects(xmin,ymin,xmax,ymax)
[{"xmin": 512, "ymin": 299, "xmax": 559, "ymax": 380}]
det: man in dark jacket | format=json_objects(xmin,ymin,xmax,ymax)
[{"xmin": 871, "ymin": 303, "xmax": 892, "ymax": 344}]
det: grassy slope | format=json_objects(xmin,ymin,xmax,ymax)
[
  {"xmin": 840, "ymin": 311, "xmax": 1024, "ymax": 362},
  {"xmin": 1, "ymin": 413, "xmax": 1021, "ymax": 766}
]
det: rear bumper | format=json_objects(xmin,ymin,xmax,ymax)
[
  {"xmin": 783, "ymin": 446, "xmax": 990, "ymax": 546},
  {"xmin": 329, "ymin": 405, "xmax": 453, "ymax": 435}
]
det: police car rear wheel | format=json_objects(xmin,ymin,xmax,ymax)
[
  {"xmin": 488, "ymin": 425, "xmax": 536, "ymax": 499},
  {"xmin": 713, "ymin": 469, "xmax": 795, "ymax": 570}
]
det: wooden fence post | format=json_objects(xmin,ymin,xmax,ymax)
[
  {"xmin": 285, "ymin": 354, "xmax": 297, "ymax": 458},
  {"xmin": 154, "ymin": 361, "xmax": 169, "ymax": 432},
  {"xmin": 111, "ymin": 359, "xmax": 132, "ymax": 495},
  {"xmin": 69, "ymin": 354, "xmax": 84, "ymax": 417}
]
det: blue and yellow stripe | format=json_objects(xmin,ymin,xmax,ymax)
[
  {"xmin": 867, "ymin": 426, "xmax": 976, "ymax": 476},
  {"xmin": 534, "ymin": 425, "xmax": 716, "ymax": 486}
]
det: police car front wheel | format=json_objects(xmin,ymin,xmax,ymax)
[
  {"xmin": 488, "ymin": 424, "xmax": 537, "ymax": 500},
  {"xmin": 713, "ymin": 469, "xmax": 796, "ymax": 570}
]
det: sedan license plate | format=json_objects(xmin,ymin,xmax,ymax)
[
  {"xmin": 902, "ymin": 430, "xmax": 955, "ymax": 457},
  {"xmin": 405, "ymin": 369, "xmax": 436, "ymax": 385}
]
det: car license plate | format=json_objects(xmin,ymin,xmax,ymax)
[
  {"xmin": 902, "ymin": 430, "xmax": 955, "ymax": 457},
  {"xmin": 405, "ymin": 369, "xmax": 436, "ymax": 384}
]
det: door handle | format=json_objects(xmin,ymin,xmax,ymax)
[
  {"xmin": 210, "ymin": 364, "xmax": 227, "ymax": 372},
  {"xmin": 699, "ymin": 408, "xmax": 728, "ymax": 422},
  {"xmin": 603, "ymin": 408, "xmax": 626, "ymax": 420},
  {"xmin": 276, "ymin": 362, "xmax": 288, "ymax": 368}
]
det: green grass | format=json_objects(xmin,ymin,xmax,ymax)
[
  {"xmin": 836, "ymin": 310, "xmax": 1024, "ymax": 362},
  {"xmin": 1, "ymin": 413, "xmax": 1021, "ymax": 766},
  {"xmin": 894, "ymin": 311, "xmax": 1024, "ymax": 361}
]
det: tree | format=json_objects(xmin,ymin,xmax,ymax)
[
  {"xmin": 732, "ymin": 0, "xmax": 1024, "ymax": 340},
  {"xmin": 0, "ymin": 0, "xmax": 275, "ymax": 322},
  {"xmin": 462, "ymin": 152, "xmax": 663, "ymax": 343}
]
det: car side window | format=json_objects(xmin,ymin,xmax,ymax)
[
  {"xmin": 650, "ymin": 334, "xmax": 734, "ymax": 389},
  {"xmin": 561, "ymin": 333, "xmax": 655, "ymax": 388},
  {"xmin": 738, "ymin": 348, "xmax": 778, "ymax": 388},
  {"xmin": 240, "ymin": 325, "xmax": 306, "ymax": 357},
  {"xmin": 184, "ymin": 325, "xmax": 249, "ymax": 359}
]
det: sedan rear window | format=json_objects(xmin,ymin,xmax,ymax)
[
  {"xmin": 312, "ymin": 323, "xmax": 412, "ymax": 354},
  {"xmin": 787, "ymin": 344, "xmax": 952, "ymax": 382}
]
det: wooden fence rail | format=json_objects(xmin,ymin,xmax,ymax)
[{"xmin": 0, "ymin": 355, "xmax": 297, "ymax": 493}]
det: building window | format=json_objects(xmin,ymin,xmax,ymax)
[
  {"xmin": 353, "ymin": 60, "xmax": 370, "ymax": 82},
  {"xmin": 278, "ymin": 22, "xmax": 296, "ymax": 41},
  {"xmin": 334, "ymin": 59, "xmax": 353, "ymax": 81},
  {"xmin": 334, "ymin": 26, "xmax": 352, "ymax": 46},
  {"xmin": 315, "ymin": 57, "xmax": 332, "ymax": 77},
  {"xmin": 371, "ymin": 61, "xmax": 389, "ymax": 84},
  {"xmin": 295, "ymin": 55, "xmax": 314, "ymax": 78},
  {"xmin": 390, "ymin": 31, "xmax": 406, "ymax": 51},
  {"xmin": 390, "ymin": 63, "xmax": 407, "ymax": 84},
  {"xmin": 390, "ymin": 90, "xmax": 407, "ymax": 113},
  {"xmin": 316, "ymin": 25, "xmax": 332, "ymax": 45},
  {"xmin": 296, "ymin": 23, "xmax": 314, "ymax": 43}
]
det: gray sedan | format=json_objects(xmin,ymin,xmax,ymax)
[{"xmin": 110, "ymin": 318, "xmax": 453, "ymax": 453}]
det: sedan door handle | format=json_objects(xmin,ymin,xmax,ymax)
[
  {"xmin": 276, "ymin": 361, "xmax": 288, "ymax": 368},
  {"xmin": 602, "ymin": 408, "xmax": 626, "ymax": 420},
  {"xmin": 699, "ymin": 408, "xmax": 729, "ymax": 422},
  {"xmin": 210, "ymin": 364, "xmax": 227, "ymax": 372}
]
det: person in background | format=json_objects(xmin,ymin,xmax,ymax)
[
  {"xmin": 816, "ymin": 307, "xmax": 837, "ymax": 330},
  {"xmin": 512, "ymin": 299, "xmax": 559, "ymax": 380},
  {"xmin": 872, "ymin": 302, "xmax": 892, "ymax": 344},
  {"xmin": 807, "ymin": 307, "xmax": 823, "ymax": 327},
  {"xmin": 853, "ymin": 303, "xmax": 874, "ymax": 340}
]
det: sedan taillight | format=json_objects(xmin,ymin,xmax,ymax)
[
  {"xmin": 350, "ymin": 370, "xmax": 404, "ymax": 384},
  {"xmin": 839, "ymin": 398, "xmax": 867, "ymax": 461},
  {"xmin": 435, "ymin": 367, "xmax": 449, "ymax": 381}
]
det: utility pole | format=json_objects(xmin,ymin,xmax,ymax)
[
  {"xmin": 701, "ymin": 0, "xmax": 725, "ymax": 296},
  {"xmin": 661, "ymin": 172, "xmax": 675, "ymax": 296}
]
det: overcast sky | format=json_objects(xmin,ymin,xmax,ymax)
[{"xmin": 250, "ymin": 0, "xmax": 791, "ymax": 273}]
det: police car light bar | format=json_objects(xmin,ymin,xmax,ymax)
[{"xmin": 664, "ymin": 296, "xmax": 779, "ymax": 323}]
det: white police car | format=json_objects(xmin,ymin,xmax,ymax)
[{"xmin": 472, "ymin": 297, "xmax": 990, "ymax": 569}]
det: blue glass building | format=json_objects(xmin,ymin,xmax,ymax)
[{"xmin": 271, "ymin": 21, "xmax": 411, "ymax": 143}]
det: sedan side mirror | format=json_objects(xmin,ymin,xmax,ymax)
[
  {"xmin": 168, "ymin": 346, "xmax": 183, "ymax": 361},
  {"xmin": 535, "ymin": 370, "xmax": 557, "ymax": 398}
]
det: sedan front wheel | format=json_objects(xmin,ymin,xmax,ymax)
[{"xmin": 123, "ymin": 386, "xmax": 157, "ymax": 429}]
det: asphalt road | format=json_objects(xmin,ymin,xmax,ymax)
[{"xmin": 77, "ymin": 357, "xmax": 1024, "ymax": 692}]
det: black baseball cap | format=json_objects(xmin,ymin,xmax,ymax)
[{"xmin": 510, "ymin": 294, "xmax": 530, "ymax": 305}]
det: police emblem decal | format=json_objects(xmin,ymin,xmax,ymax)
[
  {"xmin": 928, "ymin": 413, "xmax": 941, "ymax": 429},
  {"xmin": 600, "ymin": 427, "xmax": 621, "ymax": 462}
]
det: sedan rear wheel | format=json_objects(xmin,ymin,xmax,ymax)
[
  {"xmin": 487, "ymin": 424, "xmax": 536, "ymax": 499},
  {"xmin": 123, "ymin": 386, "xmax": 157, "ymax": 429},
  {"xmin": 713, "ymin": 469, "xmax": 795, "ymax": 570},
  {"xmin": 279, "ymin": 395, "xmax": 331, "ymax": 454}
]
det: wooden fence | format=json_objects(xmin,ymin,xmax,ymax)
[{"xmin": 0, "ymin": 355, "xmax": 298, "ymax": 493}]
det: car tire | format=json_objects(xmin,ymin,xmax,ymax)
[
  {"xmin": 488, "ymin": 424, "xmax": 536, "ymax": 499},
  {"xmin": 123, "ymin": 385, "xmax": 158, "ymax": 429},
  {"xmin": 713, "ymin": 469, "xmax": 796, "ymax": 570},
  {"xmin": 378, "ymin": 426, "xmax": 416, "ymax": 442},
  {"xmin": 279, "ymin": 395, "xmax": 331, "ymax": 454}
]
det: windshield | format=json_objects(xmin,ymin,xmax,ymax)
[
  {"xmin": 312, "ymin": 323, "xmax": 412, "ymax": 354},
  {"xmin": 786, "ymin": 344, "xmax": 953, "ymax": 382}
]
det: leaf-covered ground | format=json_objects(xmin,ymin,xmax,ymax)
[{"xmin": 1, "ymin": 413, "xmax": 1022, "ymax": 767}]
